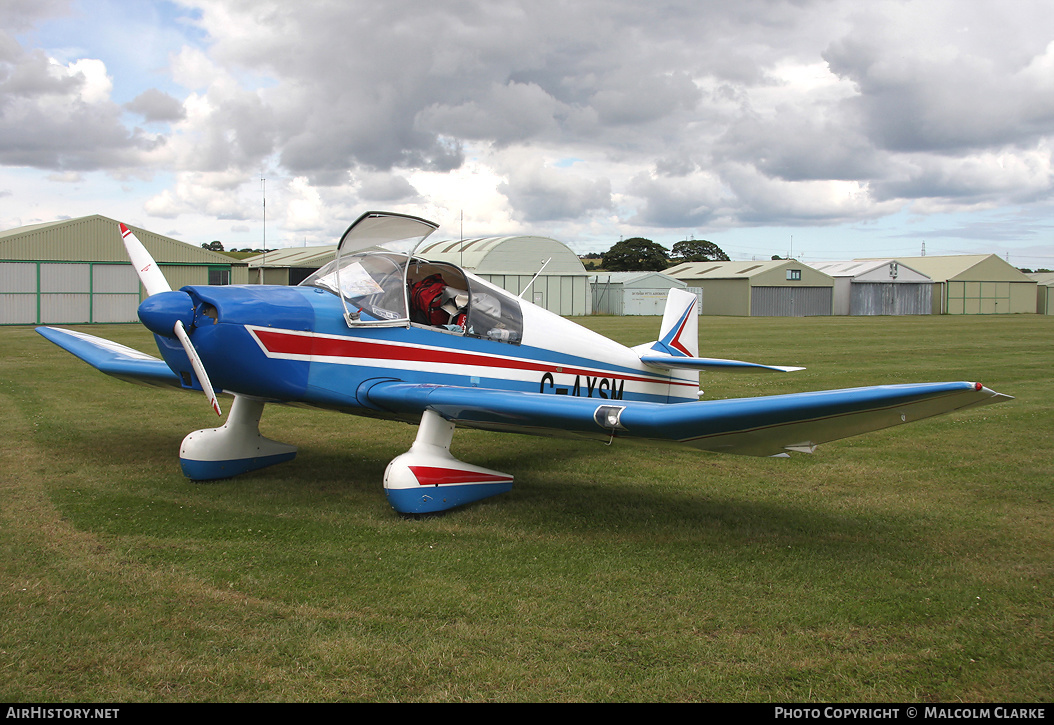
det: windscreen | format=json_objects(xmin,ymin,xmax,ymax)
[
  {"xmin": 302, "ymin": 250, "xmax": 523, "ymax": 343},
  {"xmin": 301, "ymin": 252, "xmax": 408, "ymax": 322}
]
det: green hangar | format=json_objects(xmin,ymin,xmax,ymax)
[
  {"xmin": 0, "ymin": 215, "xmax": 247, "ymax": 325},
  {"xmin": 663, "ymin": 260, "xmax": 834, "ymax": 316}
]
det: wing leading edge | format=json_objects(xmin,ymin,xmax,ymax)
[
  {"xmin": 36, "ymin": 326, "xmax": 181, "ymax": 389},
  {"xmin": 365, "ymin": 380, "xmax": 1011, "ymax": 457}
]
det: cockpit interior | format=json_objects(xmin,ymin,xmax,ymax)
[{"xmin": 301, "ymin": 252, "xmax": 524, "ymax": 344}]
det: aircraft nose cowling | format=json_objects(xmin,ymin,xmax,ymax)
[{"xmin": 138, "ymin": 290, "xmax": 195, "ymax": 337}]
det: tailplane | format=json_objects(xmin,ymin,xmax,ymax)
[{"xmin": 635, "ymin": 288, "xmax": 804, "ymax": 375}]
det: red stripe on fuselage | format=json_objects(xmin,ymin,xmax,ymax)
[{"xmin": 251, "ymin": 327, "xmax": 692, "ymax": 387}]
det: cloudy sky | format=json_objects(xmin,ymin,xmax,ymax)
[{"xmin": 2, "ymin": 0, "xmax": 1053, "ymax": 266}]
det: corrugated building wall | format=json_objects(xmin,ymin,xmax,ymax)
[
  {"xmin": 810, "ymin": 260, "xmax": 933, "ymax": 315},
  {"xmin": 850, "ymin": 283, "xmax": 931, "ymax": 315},
  {"xmin": 750, "ymin": 285, "xmax": 832, "ymax": 317},
  {"xmin": 1, "ymin": 215, "xmax": 247, "ymax": 324}
]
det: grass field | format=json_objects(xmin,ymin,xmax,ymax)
[{"xmin": 1, "ymin": 315, "xmax": 1051, "ymax": 702}]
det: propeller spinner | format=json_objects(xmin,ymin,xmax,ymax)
[{"xmin": 121, "ymin": 223, "xmax": 223, "ymax": 416}]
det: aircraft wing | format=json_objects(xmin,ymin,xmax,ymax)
[
  {"xmin": 36, "ymin": 326, "xmax": 182, "ymax": 389},
  {"xmin": 364, "ymin": 380, "xmax": 1011, "ymax": 457}
]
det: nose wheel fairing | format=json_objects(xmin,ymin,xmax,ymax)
[
  {"xmin": 180, "ymin": 395, "xmax": 297, "ymax": 480},
  {"xmin": 384, "ymin": 410, "xmax": 514, "ymax": 514}
]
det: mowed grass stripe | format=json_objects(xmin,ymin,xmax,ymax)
[{"xmin": 0, "ymin": 315, "xmax": 1051, "ymax": 702}]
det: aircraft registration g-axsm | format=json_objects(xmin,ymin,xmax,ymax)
[{"xmin": 37, "ymin": 211, "xmax": 1011, "ymax": 515}]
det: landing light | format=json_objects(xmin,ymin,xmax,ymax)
[{"xmin": 594, "ymin": 405, "xmax": 626, "ymax": 431}]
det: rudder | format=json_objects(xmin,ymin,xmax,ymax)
[{"xmin": 652, "ymin": 288, "xmax": 699, "ymax": 358}]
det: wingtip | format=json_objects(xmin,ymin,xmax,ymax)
[
  {"xmin": 968, "ymin": 383, "xmax": 1014, "ymax": 408},
  {"xmin": 974, "ymin": 382, "xmax": 1013, "ymax": 400}
]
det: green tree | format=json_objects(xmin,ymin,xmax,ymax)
[
  {"xmin": 201, "ymin": 240, "xmax": 225, "ymax": 252},
  {"xmin": 601, "ymin": 238, "xmax": 669, "ymax": 271},
  {"xmin": 670, "ymin": 239, "xmax": 729, "ymax": 262}
]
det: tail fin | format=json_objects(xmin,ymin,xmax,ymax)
[
  {"xmin": 627, "ymin": 288, "xmax": 702, "ymax": 401},
  {"xmin": 652, "ymin": 288, "xmax": 699, "ymax": 358}
]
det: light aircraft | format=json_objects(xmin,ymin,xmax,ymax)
[{"xmin": 37, "ymin": 211, "xmax": 1011, "ymax": 515}]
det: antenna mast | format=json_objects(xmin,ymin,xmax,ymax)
[{"xmin": 260, "ymin": 176, "xmax": 267, "ymax": 284}]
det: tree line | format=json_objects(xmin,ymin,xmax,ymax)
[
  {"xmin": 597, "ymin": 238, "xmax": 729, "ymax": 272},
  {"xmin": 201, "ymin": 241, "xmax": 273, "ymax": 254}
]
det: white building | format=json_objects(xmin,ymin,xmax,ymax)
[{"xmin": 590, "ymin": 272, "xmax": 697, "ymax": 315}]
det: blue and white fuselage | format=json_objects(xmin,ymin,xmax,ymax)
[
  {"xmin": 148, "ymin": 279, "xmax": 698, "ymax": 416},
  {"xmin": 36, "ymin": 213, "xmax": 1012, "ymax": 516}
]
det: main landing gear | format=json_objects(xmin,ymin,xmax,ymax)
[
  {"xmin": 179, "ymin": 400, "xmax": 510, "ymax": 515},
  {"xmin": 384, "ymin": 410, "xmax": 514, "ymax": 514}
]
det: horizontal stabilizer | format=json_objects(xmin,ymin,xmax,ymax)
[
  {"xmin": 36, "ymin": 326, "xmax": 181, "ymax": 389},
  {"xmin": 639, "ymin": 353, "xmax": 804, "ymax": 373}
]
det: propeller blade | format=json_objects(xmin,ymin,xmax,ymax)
[
  {"xmin": 121, "ymin": 221, "xmax": 219, "ymax": 416},
  {"xmin": 120, "ymin": 223, "xmax": 171, "ymax": 297},
  {"xmin": 173, "ymin": 320, "xmax": 222, "ymax": 417}
]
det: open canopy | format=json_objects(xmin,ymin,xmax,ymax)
[{"xmin": 336, "ymin": 211, "xmax": 439, "ymax": 257}]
